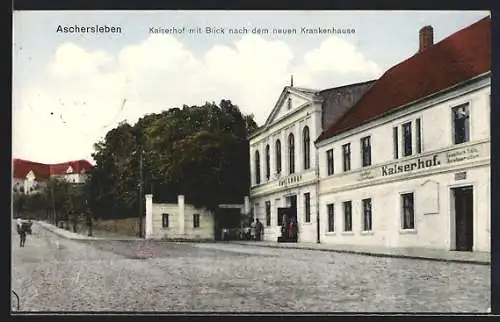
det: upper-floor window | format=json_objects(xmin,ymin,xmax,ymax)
[
  {"xmin": 393, "ymin": 127, "xmax": 399, "ymax": 159},
  {"xmin": 361, "ymin": 136, "xmax": 371, "ymax": 167},
  {"xmin": 416, "ymin": 118, "xmax": 422, "ymax": 154},
  {"xmin": 288, "ymin": 133, "xmax": 295, "ymax": 174},
  {"xmin": 303, "ymin": 126, "xmax": 310, "ymax": 170},
  {"xmin": 402, "ymin": 122, "xmax": 412, "ymax": 157},
  {"xmin": 452, "ymin": 103, "xmax": 470, "ymax": 144},
  {"xmin": 254, "ymin": 150, "xmax": 261, "ymax": 184},
  {"xmin": 342, "ymin": 143, "xmax": 351, "ymax": 172},
  {"xmin": 326, "ymin": 149, "xmax": 334, "ymax": 176},
  {"xmin": 265, "ymin": 144, "xmax": 270, "ymax": 180},
  {"xmin": 275, "ymin": 139, "xmax": 282, "ymax": 174}
]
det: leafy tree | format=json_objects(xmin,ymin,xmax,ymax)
[{"xmin": 88, "ymin": 99, "xmax": 258, "ymax": 218}]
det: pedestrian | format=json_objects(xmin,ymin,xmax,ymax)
[
  {"xmin": 255, "ymin": 219, "xmax": 263, "ymax": 241},
  {"xmin": 16, "ymin": 218, "xmax": 26, "ymax": 247},
  {"xmin": 250, "ymin": 219, "xmax": 256, "ymax": 241}
]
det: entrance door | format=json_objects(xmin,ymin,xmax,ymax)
[
  {"xmin": 277, "ymin": 207, "xmax": 298, "ymax": 242},
  {"xmin": 452, "ymin": 186, "xmax": 474, "ymax": 251},
  {"xmin": 286, "ymin": 195, "xmax": 297, "ymax": 209}
]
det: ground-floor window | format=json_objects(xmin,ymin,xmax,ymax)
[
  {"xmin": 265, "ymin": 201, "xmax": 271, "ymax": 227},
  {"xmin": 162, "ymin": 214, "xmax": 169, "ymax": 228},
  {"xmin": 343, "ymin": 201, "xmax": 352, "ymax": 232},
  {"xmin": 304, "ymin": 193, "xmax": 311, "ymax": 223},
  {"xmin": 327, "ymin": 203, "xmax": 335, "ymax": 232},
  {"xmin": 362, "ymin": 198, "xmax": 372, "ymax": 231},
  {"xmin": 193, "ymin": 213, "xmax": 200, "ymax": 228},
  {"xmin": 401, "ymin": 193, "xmax": 415, "ymax": 229}
]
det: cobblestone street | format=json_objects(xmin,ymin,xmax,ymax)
[{"xmin": 12, "ymin": 222, "xmax": 490, "ymax": 312}]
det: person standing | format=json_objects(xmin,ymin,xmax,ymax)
[
  {"xmin": 250, "ymin": 219, "xmax": 256, "ymax": 241},
  {"xmin": 255, "ymin": 219, "xmax": 263, "ymax": 241}
]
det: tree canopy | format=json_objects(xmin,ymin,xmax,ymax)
[{"xmin": 89, "ymin": 100, "xmax": 258, "ymax": 218}]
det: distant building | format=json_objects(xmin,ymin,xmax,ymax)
[
  {"xmin": 12, "ymin": 159, "xmax": 94, "ymax": 195},
  {"xmin": 315, "ymin": 17, "xmax": 490, "ymax": 252}
]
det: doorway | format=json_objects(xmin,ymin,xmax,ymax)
[{"xmin": 451, "ymin": 186, "xmax": 474, "ymax": 251}]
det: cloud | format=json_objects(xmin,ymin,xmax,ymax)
[{"xmin": 13, "ymin": 34, "xmax": 381, "ymax": 163}]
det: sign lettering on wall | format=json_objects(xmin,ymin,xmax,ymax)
[
  {"xmin": 346, "ymin": 141, "xmax": 488, "ymax": 185},
  {"xmin": 279, "ymin": 174, "xmax": 303, "ymax": 187}
]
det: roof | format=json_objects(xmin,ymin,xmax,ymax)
[
  {"xmin": 250, "ymin": 81, "xmax": 375, "ymax": 140},
  {"xmin": 316, "ymin": 16, "xmax": 491, "ymax": 143},
  {"xmin": 13, "ymin": 159, "xmax": 94, "ymax": 180}
]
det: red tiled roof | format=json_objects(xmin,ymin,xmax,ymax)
[
  {"xmin": 49, "ymin": 160, "xmax": 94, "ymax": 176},
  {"xmin": 13, "ymin": 159, "xmax": 51, "ymax": 180},
  {"xmin": 12, "ymin": 159, "xmax": 94, "ymax": 180},
  {"xmin": 316, "ymin": 16, "xmax": 491, "ymax": 143}
]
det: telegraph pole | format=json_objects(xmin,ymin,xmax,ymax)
[{"xmin": 138, "ymin": 149, "xmax": 144, "ymax": 238}]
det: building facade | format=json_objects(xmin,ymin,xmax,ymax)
[
  {"xmin": 248, "ymin": 82, "xmax": 374, "ymax": 242},
  {"xmin": 315, "ymin": 17, "xmax": 490, "ymax": 252},
  {"xmin": 145, "ymin": 194, "xmax": 215, "ymax": 240},
  {"xmin": 12, "ymin": 159, "xmax": 93, "ymax": 195}
]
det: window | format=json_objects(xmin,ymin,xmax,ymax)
[
  {"xmin": 343, "ymin": 201, "xmax": 352, "ymax": 232},
  {"xmin": 327, "ymin": 203, "xmax": 335, "ymax": 232},
  {"xmin": 361, "ymin": 136, "xmax": 371, "ymax": 167},
  {"xmin": 304, "ymin": 193, "xmax": 311, "ymax": 223},
  {"xmin": 416, "ymin": 118, "xmax": 422, "ymax": 154},
  {"xmin": 275, "ymin": 199, "xmax": 281, "ymax": 226},
  {"xmin": 275, "ymin": 139, "xmax": 281, "ymax": 174},
  {"xmin": 452, "ymin": 103, "xmax": 470, "ymax": 144},
  {"xmin": 193, "ymin": 213, "xmax": 200, "ymax": 228},
  {"xmin": 254, "ymin": 150, "xmax": 261, "ymax": 184},
  {"xmin": 326, "ymin": 149, "xmax": 334, "ymax": 176},
  {"xmin": 303, "ymin": 126, "xmax": 310, "ymax": 170},
  {"xmin": 401, "ymin": 193, "xmax": 415, "ymax": 230},
  {"xmin": 393, "ymin": 127, "xmax": 399, "ymax": 159},
  {"xmin": 402, "ymin": 122, "xmax": 412, "ymax": 156},
  {"xmin": 265, "ymin": 145, "xmax": 270, "ymax": 180},
  {"xmin": 342, "ymin": 143, "xmax": 351, "ymax": 172},
  {"xmin": 288, "ymin": 133, "xmax": 295, "ymax": 174},
  {"xmin": 162, "ymin": 214, "xmax": 169, "ymax": 228},
  {"xmin": 287, "ymin": 97, "xmax": 292, "ymax": 110},
  {"xmin": 265, "ymin": 201, "xmax": 271, "ymax": 227},
  {"xmin": 362, "ymin": 198, "xmax": 372, "ymax": 231}
]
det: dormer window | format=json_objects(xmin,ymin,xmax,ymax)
[{"xmin": 66, "ymin": 166, "xmax": 74, "ymax": 174}]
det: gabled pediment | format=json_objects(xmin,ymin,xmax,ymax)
[
  {"xmin": 26, "ymin": 170, "xmax": 35, "ymax": 180},
  {"xmin": 263, "ymin": 86, "xmax": 319, "ymax": 128}
]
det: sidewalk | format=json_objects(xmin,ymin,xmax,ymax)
[
  {"xmin": 230, "ymin": 240, "xmax": 490, "ymax": 265},
  {"xmin": 35, "ymin": 221, "xmax": 142, "ymax": 241}
]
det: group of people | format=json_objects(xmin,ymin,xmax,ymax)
[{"xmin": 241, "ymin": 218, "xmax": 264, "ymax": 241}]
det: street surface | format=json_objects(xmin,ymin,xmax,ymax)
[{"xmin": 12, "ymin": 222, "xmax": 490, "ymax": 312}]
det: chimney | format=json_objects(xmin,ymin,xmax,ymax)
[
  {"xmin": 419, "ymin": 25, "xmax": 434, "ymax": 52},
  {"xmin": 290, "ymin": 75, "xmax": 294, "ymax": 87}
]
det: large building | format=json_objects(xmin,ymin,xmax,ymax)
[
  {"xmin": 249, "ymin": 80, "xmax": 375, "ymax": 243},
  {"xmin": 249, "ymin": 16, "xmax": 491, "ymax": 252},
  {"xmin": 12, "ymin": 159, "xmax": 94, "ymax": 195}
]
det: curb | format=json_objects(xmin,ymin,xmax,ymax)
[
  {"xmin": 35, "ymin": 222, "xmax": 142, "ymax": 242},
  {"xmin": 231, "ymin": 242, "xmax": 490, "ymax": 266}
]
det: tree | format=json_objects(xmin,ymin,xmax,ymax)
[{"xmin": 88, "ymin": 99, "xmax": 258, "ymax": 218}]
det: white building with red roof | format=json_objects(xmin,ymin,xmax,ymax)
[
  {"xmin": 12, "ymin": 158, "xmax": 94, "ymax": 195},
  {"xmin": 315, "ymin": 17, "xmax": 490, "ymax": 252}
]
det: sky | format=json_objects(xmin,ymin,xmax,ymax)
[{"xmin": 12, "ymin": 10, "xmax": 489, "ymax": 164}]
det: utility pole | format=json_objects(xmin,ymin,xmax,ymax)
[{"xmin": 138, "ymin": 148, "xmax": 144, "ymax": 238}]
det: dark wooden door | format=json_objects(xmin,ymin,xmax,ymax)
[{"xmin": 454, "ymin": 186, "xmax": 474, "ymax": 251}]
